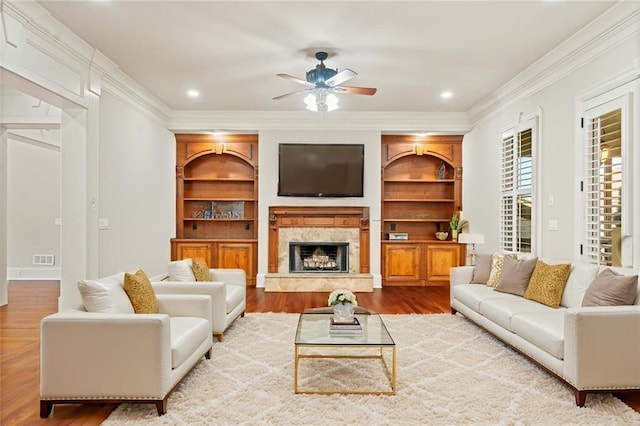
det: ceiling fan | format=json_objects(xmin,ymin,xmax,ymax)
[{"xmin": 273, "ymin": 52, "xmax": 377, "ymax": 111}]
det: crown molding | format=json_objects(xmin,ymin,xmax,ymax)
[
  {"xmin": 4, "ymin": 0, "xmax": 172, "ymax": 123},
  {"xmin": 468, "ymin": 2, "xmax": 640, "ymax": 126},
  {"xmin": 167, "ymin": 110, "xmax": 471, "ymax": 134}
]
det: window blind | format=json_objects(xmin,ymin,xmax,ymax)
[
  {"xmin": 500, "ymin": 131, "xmax": 515, "ymax": 251},
  {"xmin": 500, "ymin": 127, "xmax": 534, "ymax": 253},
  {"xmin": 583, "ymin": 108, "xmax": 622, "ymax": 265}
]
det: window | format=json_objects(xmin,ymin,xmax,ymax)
[
  {"xmin": 583, "ymin": 105, "xmax": 624, "ymax": 266},
  {"xmin": 577, "ymin": 74, "xmax": 640, "ymax": 268},
  {"xmin": 500, "ymin": 120, "xmax": 536, "ymax": 253}
]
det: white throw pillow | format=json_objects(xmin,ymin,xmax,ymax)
[
  {"xmin": 561, "ymin": 263, "xmax": 600, "ymax": 308},
  {"xmin": 168, "ymin": 258, "xmax": 196, "ymax": 281},
  {"xmin": 78, "ymin": 272, "xmax": 135, "ymax": 313}
]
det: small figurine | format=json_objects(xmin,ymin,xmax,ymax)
[{"xmin": 437, "ymin": 160, "xmax": 446, "ymax": 180}]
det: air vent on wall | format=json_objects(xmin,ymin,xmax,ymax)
[{"xmin": 33, "ymin": 254, "xmax": 55, "ymax": 266}]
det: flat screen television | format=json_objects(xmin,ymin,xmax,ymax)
[{"xmin": 278, "ymin": 143, "xmax": 364, "ymax": 197}]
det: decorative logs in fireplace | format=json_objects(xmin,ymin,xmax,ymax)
[{"xmin": 289, "ymin": 242, "xmax": 348, "ymax": 273}]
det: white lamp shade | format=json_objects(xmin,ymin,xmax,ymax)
[{"xmin": 457, "ymin": 233, "xmax": 485, "ymax": 245}]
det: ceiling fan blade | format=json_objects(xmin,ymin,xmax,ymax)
[
  {"xmin": 272, "ymin": 88, "xmax": 313, "ymax": 100},
  {"xmin": 276, "ymin": 73, "xmax": 315, "ymax": 87},
  {"xmin": 333, "ymin": 86, "xmax": 377, "ymax": 96},
  {"xmin": 325, "ymin": 69, "xmax": 357, "ymax": 87}
]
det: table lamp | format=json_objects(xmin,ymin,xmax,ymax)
[{"xmin": 457, "ymin": 233, "xmax": 485, "ymax": 266}]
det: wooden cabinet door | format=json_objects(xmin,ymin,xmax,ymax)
[
  {"xmin": 217, "ymin": 243, "xmax": 255, "ymax": 285},
  {"xmin": 174, "ymin": 242, "xmax": 213, "ymax": 264},
  {"xmin": 383, "ymin": 244, "xmax": 421, "ymax": 286},
  {"xmin": 425, "ymin": 244, "xmax": 462, "ymax": 285}
]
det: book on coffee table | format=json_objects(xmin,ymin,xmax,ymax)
[
  {"xmin": 330, "ymin": 317, "xmax": 362, "ymax": 332},
  {"xmin": 330, "ymin": 328, "xmax": 364, "ymax": 335}
]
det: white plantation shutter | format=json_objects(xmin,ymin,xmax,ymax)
[
  {"xmin": 583, "ymin": 108, "xmax": 622, "ymax": 265},
  {"xmin": 500, "ymin": 131, "xmax": 515, "ymax": 251},
  {"xmin": 517, "ymin": 129, "xmax": 533, "ymax": 253},
  {"xmin": 500, "ymin": 122, "xmax": 536, "ymax": 253}
]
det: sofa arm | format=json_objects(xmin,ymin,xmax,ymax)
[
  {"xmin": 40, "ymin": 311, "xmax": 172, "ymax": 399},
  {"xmin": 451, "ymin": 266, "xmax": 474, "ymax": 286},
  {"xmin": 152, "ymin": 283, "xmax": 227, "ymax": 334},
  {"xmin": 209, "ymin": 268, "xmax": 246, "ymax": 287},
  {"xmin": 563, "ymin": 305, "xmax": 640, "ymax": 390}
]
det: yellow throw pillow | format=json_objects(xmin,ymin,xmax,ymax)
[
  {"xmin": 486, "ymin": 253, "xmax": 517, "ymax": 288},
  {"xmin": 524, "ymin": 261, "xmax": 571, "ymax": 308},
  {"xmin": 123, "ymin": 269, "xmax": 158, "ymax": 314},
  {"xmin": 191, "ymin": 258, "xmax": 210, "ymax": 281}
]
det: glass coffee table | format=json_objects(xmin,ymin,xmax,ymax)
[{"xmin": 294, "ymin": 312, "xmax": 396, "ymax": 395}]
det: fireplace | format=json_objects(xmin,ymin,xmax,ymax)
[
  {"xmin": 289, "ymin": 242, "xmax": 348, "ymax": 273},
  {"xmin": 265, "ymin": 206, "xmax": 373, "ymax": 292}
]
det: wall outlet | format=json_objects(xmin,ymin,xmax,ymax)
[{"xmin": 12, "ymin": 270, "xmax": 21, "ymax": 277}]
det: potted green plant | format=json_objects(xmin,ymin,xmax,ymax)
[{"xmin": 449, "ymin": 212, "xmax": 468, "ymax": 241}]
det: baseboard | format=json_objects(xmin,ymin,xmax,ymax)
[{"xmin": 7, "ymin": 267, "xmax": 61, "ymax": 281}]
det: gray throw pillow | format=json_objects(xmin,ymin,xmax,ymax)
[
  {"xmin": 470, "ymin": 254, "xmax": 493, "ymax": 284},
  {"xmin": 495, "ymin": 256, "xmax": 538, "ymax": 296},
  {"xmin": 582, "ymin": 269, "xmax": 638, "ymax": 307}
]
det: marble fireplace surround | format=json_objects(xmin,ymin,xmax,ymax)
[{"xmin": 264, "ymin": 206, "xmax": 373, "ymax": 292}]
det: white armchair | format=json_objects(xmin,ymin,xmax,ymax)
[
  {"xmin": 153, "ymin": 266, "xmax": 246, "ymax": 341},
  {"xmin": 40, "ymin": 293, "xmax": 213, "ymax": 417}
]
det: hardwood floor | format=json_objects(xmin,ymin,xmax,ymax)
[{"xmin": 1, "ymin": 281, "xmax": 638, "ymax": 425}]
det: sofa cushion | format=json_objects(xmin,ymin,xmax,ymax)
[
  {"xmin": 452, "ymin": 284, "xmax": 513, "ymax": 312},
  {"xmin": 582, "ymin": 268, "xmax": 639, "ymax": 307},
  {"xmin": 524, "ymin": 261, "xmax": 571, "ymax": 308},
  {"xmin": 191, "ymin": 258, "xmax": 211, "ymax": 281},
  {"xmin": 561, "ymin": 263, "xmax": 600, "ymax": 308},
  {"xmin": 479, "ymin": 297, "xmax": 551, "ymax": 332},
  {"xmin": 470, "ymin": 254, "xmax": 493, "ymax": 284},
  {"xmin": 124, "ymin": 270, "xmax": 158, "ymax": 314},
  {"xmin": 168, "ymin": 258, "xmax": 196, "ymax": 282},
  {"xmin": 486, "ymin": 253, "xmax": 517, "ymax": 288},
  {"xmin": 170, "ymin": 317, "xmax": 210, "ymax": 369},
  {"xmin": 495, "ymin": 256, "xmax": 538, "ymax": 296},
  {"xmin": 78, "ymin": 273, "xmax": 134, "ymax": 314},
  {"xmin": 226, "ymin": 285, "xmax": 245, "ymax": 313},
  {"xmin": 511, "ymin": 310, "xmax": 565, "ymax": 359}
]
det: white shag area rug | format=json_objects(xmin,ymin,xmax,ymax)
[{"xmin": 104, "ymin": 313, "xmax": 640, "ymax": 425}]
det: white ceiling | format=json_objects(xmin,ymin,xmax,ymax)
[{"xmin": 37, "ymin": 1, "xmax": 617, "ymax": 113}]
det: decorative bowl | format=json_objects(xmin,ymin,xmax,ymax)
[{"xmin": 435, "ymin": 232, "xmax": 449, "ymax": 241}]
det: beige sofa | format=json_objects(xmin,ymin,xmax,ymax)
[
  {"xmin": 40, "ymin": 273, "xmax": 213, "ymax": 417},
  {"xmin": 451, "ymin": 259, "xmax": 640, "ymax": 406},
  {"xmin": 154, "ymin": 260, "xmax": 246, "ymax": 341}
]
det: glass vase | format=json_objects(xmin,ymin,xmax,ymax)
[{"xmin": 332, "ymin": 302, "xmax": 355, "ymax": 322}]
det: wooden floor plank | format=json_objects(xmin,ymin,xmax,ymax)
[{"xmin": 1, "ymin": 281, "xmax": 638, "ymax": 425}]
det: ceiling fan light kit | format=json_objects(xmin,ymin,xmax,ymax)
[
  {"xmin": 274, "ymin": 51, "xmax": 377, "ymax": 112},
  {"xmin": 304, "ymin": 91, "xmax": 339, "ymax": 112}
]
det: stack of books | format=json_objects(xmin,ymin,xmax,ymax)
[{"xmin": 329, "ymin": 317, "xmax": 363, "ymax": 335}]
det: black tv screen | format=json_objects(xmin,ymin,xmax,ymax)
[{"xmin": 278, "ymin": 144, "xmax": 364, "ymax": 197}]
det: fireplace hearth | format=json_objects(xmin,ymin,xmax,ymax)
[{"xmin": 289, "ymin": 242, "xmax": 348, "ymax": 273}]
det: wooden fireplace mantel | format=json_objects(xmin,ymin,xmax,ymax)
[{"xmin": 267, "ymin": 206, "xmax": 370, "ymax": 273}]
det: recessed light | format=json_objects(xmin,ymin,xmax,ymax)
[
  {"xmin": 441, "ymin": 91, "xmax": 453, "ymax": 99},
  {"xmin": 187, "ymin": 89, "xmax": 200, "ymax": 98}
]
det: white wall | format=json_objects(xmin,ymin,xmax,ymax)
[
  {"xmin": 257, "ymin": 130, "xmax": 382, "ymax": 287},
  {"xmin": 462, "ymin": 36, "xmax": 640, "ymax": 261},
  {"xmin": 97, "ymin": 91, "xmax": 175, "ymax": 277},
  {"xmin": 7, "ymin": 138, "xmax": 61, "ymax": 279}
]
